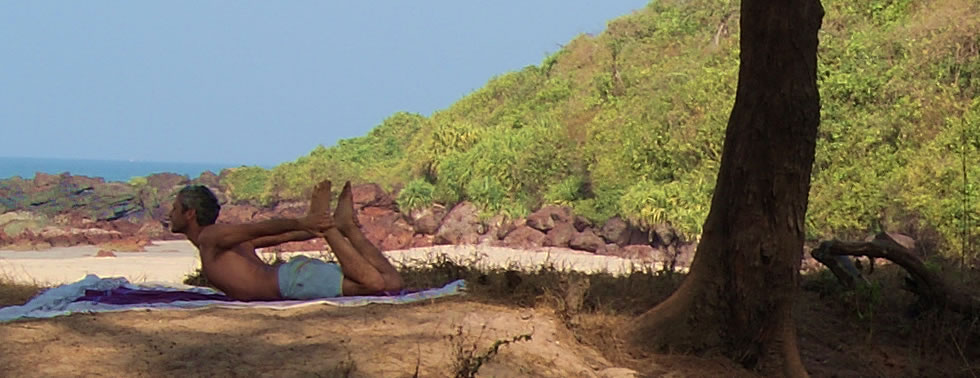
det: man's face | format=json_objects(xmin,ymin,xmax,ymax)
[{"xmin": 168, "ymin": 198, "xmax": 191, "ymax": 234}]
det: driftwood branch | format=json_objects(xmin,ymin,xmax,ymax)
[{"xmin": 812, "ymin": 233, "xmax": 980, "ymax": 317}]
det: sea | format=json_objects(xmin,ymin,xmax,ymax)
[{"xmin": 0, "ymin": 156, "xmax": 241, "ymax": 183}]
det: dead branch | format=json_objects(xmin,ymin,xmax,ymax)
[{"xmin": 812, "ymin": 232, "xmax": 980, "ymax": 317}]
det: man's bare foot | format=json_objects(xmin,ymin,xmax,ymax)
[
  {"xmin": 334, "ymin": 181, "xmax": 357, "ymax": 233},
  {"xmin": 304, "ymin": 180, "xmax": 334, "ymax": 233},
  {"xmin": 309, "ymin": 180, "xmax": 332, "ymax": 216}
]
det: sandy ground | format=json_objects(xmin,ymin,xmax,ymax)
[
  {"xmin": 0, "ymin": 298, "xmax": 643, "ymax": 377},
  {"xmin": 0, "ymin": 242, "xmax": 651, "ymax": 377},
  {"xmin": 0, "ymin": 241, "xmax": 660, "ymax": 285}
]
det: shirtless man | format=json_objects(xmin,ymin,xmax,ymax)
[{"xmin": 168, "ymin": 180, "xmax": 403, "ymax": 301}]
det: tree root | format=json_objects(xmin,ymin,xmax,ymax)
[{"xmin": 812, "ymin": 232, "xmax": 980, "ymax": 317}]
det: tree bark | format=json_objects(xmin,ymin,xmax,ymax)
[{"xmin": 625, "ymin": 1, "xmax": 824, "ymax": 377}]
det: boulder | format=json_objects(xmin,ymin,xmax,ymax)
[
  {"xmin": 478, "ymin": 214, "xmax": 510, "ymax": 243},
  {"xmin": 357, "ymin": 206, "xmax": 413, "ymax": 249},
  {"xmin": 622, "ymin": 245, "xmax": 656, "ymax": 261},
  {"xmin": 542, "ymin": 222, "xmax": 577, "ymax": 248},
  {"xmin": 409, "ymin": 205, "xmax": 448, "ymax": 235},
  {"xmin": 434, "ymin": 202, "xmax": 484, "ymax": 245},
  {"xmin": 411, "ymin": 234, "xmax": 435, "ymax": 248},
  {"xmin": 496, "ymin": 217, "xmax": 523, "ymax": 240},
  {"xmin": 597, "ymin": 243, "xmax": 623, "ymax": 258},
  {"xmin": 526, "ymin": 205, "xmax": 572, "ymax": 232},
  {"xmin": 501, "ymin": 225, "xmax": 546, "ymax": 249},
  {"xmin": 218, "ymin": 204, "xmax": 260, "ymax": 224},
  {"xmin": 146, "ymin": 173, "xmax": 189, "ymax": 195},
  {"xmin": 192, "ymin": 171, "xmax": 222, "ymax": 190},
  {"xmin": 652, "ymin": 223, "xmax": 679, "ymax": 247},
  {"xmin": 570, "ymin": 230, "xmax": 605, "ymax": 252},
  {"xmin": 270, "ymin": 201, "xmax": 307, "ymax": 220},
  {"xmin": 627, "ymin": 228, "xmax": 651, "ymax": 245},
  {"xmin": 573, "ymin": 215, "xmax": 593, "ymax": 232},
  {"xmin": 380, "ymin": 231, "xmax": 414, "ymax": 251},
  {"xmin": 32, "ymin": 172, "xmax": 63, "ymax": 189},
  {"xmin": 653, "ymin": 243, "xmax": 697, "ymax": 271},
  {"xmin": 599, "ymin": 216, "xmax": 631, "ymax": 246},
  {"xmin": 352, "ymin": 183, "xmax": 395, "ymax": 211}
]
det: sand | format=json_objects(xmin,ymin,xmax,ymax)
[
  {"xmin": 0, "ymin": 241, "xmax": 657, "ymax": 377},
  {"xmin": 0, "ymin": 241, "xmax": 660, "ymax": 285}
]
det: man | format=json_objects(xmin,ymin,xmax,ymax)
[{"xmin": 168, "ymin": 180, "xmax": 403, "ymax": 301}]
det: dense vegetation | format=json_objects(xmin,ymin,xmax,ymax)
[{"xmin": 218, "ymin": 0, "xmax": 980, "ymax": 260}]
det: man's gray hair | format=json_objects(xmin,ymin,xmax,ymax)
[{"xmin": 177, "ymin": 185, "xmax": 220, "ymax": 226}]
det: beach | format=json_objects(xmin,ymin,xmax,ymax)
[{"xmin": 0, "ymin": 241, "xmax": 661, "ymax": 286}]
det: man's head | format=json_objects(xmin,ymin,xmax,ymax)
[{"xmin": 169, "ymin": 185, "xmax": 220, "ymax": 233}]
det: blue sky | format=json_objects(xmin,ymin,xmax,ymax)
[{"xmin": 1, "ymin": 1, "xmax": 648, "ymax": 166}]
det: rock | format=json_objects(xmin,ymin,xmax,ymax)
[
  {"xmin": 217, "ymin": 204, "xmax": 260, "ymax": 224},
  {"xmin": 357, "ymin": 206, "xmax": 413, "ymax": 249},
  {"xmin": 95, "ymin": 249, "xmax": 117, "ymax": 257},
  {"xmin": 98, "ymin": 237, "xmax": 152, "ymax": 252},
  {"xmin": 478, "ymin": 215, "xmax": 509, "ymax": 245},
  {"xmin": 496, "ymin": 217, "xmax": 523, "ymax": 240},
  {"xmin": 145, "ymin": 173, "xmax": 190, "ymax": 196},
  {"xmin": 434, "ymin": 202, "xmax": 483, "ymax": 245},
  {"xmin": 137, "ymin": 221, "xmax": 171, "ymax": 239},
  {"xmin": 573, "ymin": 215, "xmax": 592, "ymax": 232},
  {"xmin": 599, "ymin": 216, "xmax": 631, "ymax": 246},
  {"xmin": 381, "ymin": 231, "xmax": 414, "ymax": 251},
  {"xmin": 410, "ymin": 205, "xmax": 447, "ymax": 235},
  {"xmin": 652, "ymin": 223, "xmax": 678, "ymax": 247},
  {"xmin": 501, "ymin": 225, "xmax": 546, "ymax": 249},
  {"xmin": 33, "ymin": 172, "xmax": 63, "ymax": 188},
  {"xmin": 192, "ymin": 171, "xmax": 221, "ymax": 189},
  {"xmin": 622, "ymin": 245, "xmax": 656, "ymax": 260},
  {"xmin": 0, "ymin": 211, "xmax": 50, "ymax": 237},
  {"xmin": 410, "ymin": 234, "xmax": 434, "ymax": 248},
  {"xmin": 597, "ymin": 243, "xmax": 623, "ymax": 257},
  {"xmin": 270, "ymin": 201, "xmax": 307, "ymax": 220},
  {"xmin": 526, "ymin": 205, "xmax": 572, "ymax": 232},
  {"xmin": 352, "ymin": 183, "xmax": 395, "ymax": 211},
  {"xmin": 543, "ymin": 222, "xmax": 577, "ymax": 248},
  {"xmin": 38, "ymin": 226, "xmax": 77, "ymax": 247},
  {"xmin": 654, "ymin": 243, "xmax": 697, "ymax": 271},
  {"xmin": 79, "ymin": 228, "xmax": 123, "ymax": 245},
  {"xmin": 107, "ymin": 220, "xmax": 142, "ymax": 236},
  {"xmin": 627, "ymin": 228, "xmax": 650, "ymax": 245},
  {"xmin": 569, "ymin": 230, "xmax": 605, "ymax": 252}
]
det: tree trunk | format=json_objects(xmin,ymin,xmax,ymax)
[{"xmin": 625, "ymin": 1, "xmax": 824, "ymax": 376}]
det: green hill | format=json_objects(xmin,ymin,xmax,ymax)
[{"xmin": 220, "ymin": 0, "xmax": 980, "ymax": 259}]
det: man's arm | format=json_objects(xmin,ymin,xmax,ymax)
[
  {"xmin": 249, "ymin": 230, "xmax": 321, "ymax": 249},
  {"xmin": 199, "ymin": 218, "xmax": 319, "ymax": 251}
]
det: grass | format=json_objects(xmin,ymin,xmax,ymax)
[
  {"xmin": 0, "ymin": 271, "xmax": 45, "ymax": 308},
  {"xmin": 447, "ymin": 323, "xmax": 532, "ymax": 378},
  {"xmin": 397, "ymin": 253, "xmax": 683, "ymax": 316}
]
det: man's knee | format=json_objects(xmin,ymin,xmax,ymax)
[{"xmin": 362, "ymin": 275, "xmax": 386, "ymax": 293}]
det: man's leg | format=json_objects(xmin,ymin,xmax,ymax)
[
  {"xmin": 334, "ymin": 181, "xmax": 404, "ymax": 293},
  {"xmin": 309, "ymin": 180, "xmax": 385, "ymax": 295}
]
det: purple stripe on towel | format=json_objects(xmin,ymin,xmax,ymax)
[
  {"xmin": 74, "ymin": 287, "xmax": 425, "ymax": 305},
  {"xmin": 76, "ymin": 287, "xmax": 232, "ymax": 305}
]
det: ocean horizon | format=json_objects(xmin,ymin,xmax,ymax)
[{"xmin": 0, "ymin": 156, "xmax": 256, "ymax": 183}]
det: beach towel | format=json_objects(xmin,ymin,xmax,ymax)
[{"xmin": 0, "ymin": 274, "xmax": 465, "ymax": 323}]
